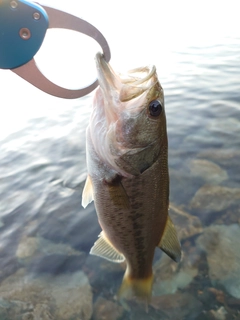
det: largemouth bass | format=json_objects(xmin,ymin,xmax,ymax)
[{"xmin": 82, "ymin": 53, "xmax": 181, "ymax": 301}]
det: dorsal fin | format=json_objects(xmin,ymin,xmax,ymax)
[
  {"xmin": 158, "ymin": 215, "xmax": 182, "ymax": 262},
  {"xmin": 90, "ymin": 232, "xmax": 125, "ymax": 263},
  {"xmin": 81, "ymin": 175, "xmax": 94, "ymax": 208}
]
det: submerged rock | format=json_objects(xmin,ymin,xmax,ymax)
[
  {"xmin": 92, "ymin": 297, "xmax": 124, "ymax": 320},
  {"xmin": 188, "ymin": 159, "xmax": 228, "ymax": 184},
  {"xmin": 16, "ymin": 237, "xmax": 40, "ymax": 260},
  {"xmin": 209, "ymin": 306, "xmax": 227, "ymax": 320},
  {"xmin": 153, "ymin": 253, "xmax": 198, "ymax": 296},
  {"xmin": 84, "ymin": 255, "xmax": 124, "ymax": 293},
  {"xmin": 150, "ymin": 292, "xmax": 202, "ymax": 320},
  {"xmin": 197, "ymin": 224, "xmax": 240, "ymax": 299},
  {"xmin": 169, "ymin": 204, "xmax": 202, "ymax": 241},
  {"xmin": 190, "ymin": 185, "xmax": 240, "ymax": 215},
  {"xmin": 169, "ymin": 168, "xmax": 202, "ymax": 205},
  {"xmin": 0, "ymin": 268, "xmax": 93, "ymax": 319},
  {"xmin": 16, "ymin": 236, "xmax": 83, "ymax": 261},
  {"xmin": 16, "ymin": 236, "xmax": 86, "ymax": 274},
  {"xmin": 196, "ymin": 148, "xmax": 240, "ymax": 167}
]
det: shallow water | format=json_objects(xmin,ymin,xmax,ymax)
[{"xmin": 0, "ymin": 31, "xmax": 240, "ymax": 319}]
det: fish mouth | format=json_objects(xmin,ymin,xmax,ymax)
[
  {"xmin": 95, "ymin": 52, "xmax": 121, "ymax": 99},
  {"xmin": 95, "ymin": 53, "xmax": 157, "ymax": 103}
]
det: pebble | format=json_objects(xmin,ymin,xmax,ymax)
[{"xmin": 197, "ymin": 224, "xmax": 240, "ymax": 299}]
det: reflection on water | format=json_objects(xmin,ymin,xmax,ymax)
[{"xmin": 0, "ymin": 36, "xmax": 240, "ymax": 319}]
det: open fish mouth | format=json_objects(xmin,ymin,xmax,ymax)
[
  {"xmin": 91, "ymin": 53, "xmax": 165, "ymax": 177},
  {"xmin": 95, "ymin": 53, "xmax": 157, "ymax": 103}
]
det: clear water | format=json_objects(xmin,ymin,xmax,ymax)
[{"xmin": 0, "ymin": 32, "xmax": 240, "ymax": 319}]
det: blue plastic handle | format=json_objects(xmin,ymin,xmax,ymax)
[{"xmin": 0, "ymin": 0, "xmax": 49, "ymax": 69}]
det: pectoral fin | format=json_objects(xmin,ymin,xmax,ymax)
[
  {"xmin": 158, "ymin": 215, "xmax": 182, "ymax": 262},
  {"xmin": 90, "ymin": 232, "xmax": 125, "ymax": 263},
  {"xmin": 81, "ymin": 175, "xmax": 94, "ymax": 208}
]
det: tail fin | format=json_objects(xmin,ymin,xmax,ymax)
[{"xmin": 118, "ymin": 272, "xmax": 153, "ymax": 304}]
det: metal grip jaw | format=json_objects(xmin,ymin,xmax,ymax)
[
  {"xmin": 0, "ymin": 0, "xmax": 111, "ymax": 99},
  {"xmin": 0, "ymin": 0, "xmax": 49, "ymax": 69}
]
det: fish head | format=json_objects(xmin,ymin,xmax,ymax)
[{"xmin": 90, "ymin": 53, "xmax": 167, "ymax": 177}]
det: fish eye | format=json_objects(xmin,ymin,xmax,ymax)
[{"xmin": 148, "ymin": 100, "xmax": 162, "ymax": 117}]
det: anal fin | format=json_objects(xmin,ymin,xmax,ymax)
[
  {"xmin": 81, "ymin": 175, "xmax": 94, "ymax": 208},
  {"xmin": 90, "ymin": 232, "xmax": 125, "ymax": 263},
  {"xmin": 158, "ymin": 215, "xmax": 182, "ymax": 262}
]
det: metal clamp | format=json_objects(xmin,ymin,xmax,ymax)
[{"xmin": 0, "ymin": 0, "xmax": 111, "ymax": 98}]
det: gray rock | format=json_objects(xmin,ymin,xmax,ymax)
[
  {"xmin": 153, "ymin": 254, "xmax": 198, "ymax": 296},
  {"xmin": 188, "ymin": 159, "xmax": 228, "ymax": 184},
  {"xmin": 197, "ymin": 224, "xmax": 240, "ymax": 299},
  {"xmin": 196, "ymin": 149, "xmax": 240, "ymax": 167},
  {"xmin": 190, "ymin": 185, "xmax": 240, "ymax": 215},
  {"xmin": 169, "ymin": 168, "xmax": 202, "ymax": 205},
  {"xmin": 150, "ymin": 292, "xmax": 202, "ymax": 320},
  {"xmin": 16, "ymin": 236, "xmax": 87, "ymax": 275},
  {"xmin": 0, "ymin": 268, "xmax": 93, "ymax": 320},
  {"xmin": 209, "ymin": 306, "xmax": 227, "ymax": 320},
  {"xmin": 169, "ymin": 204, "xmax": 202, "ymax": 241},
  {"xmin": 92, "ymin": 297, "xmax": 124, "ymax": 320},
  {"xmin": 207, "ymin": 117, "xmax": 240, "ymax": 136},
  {"xmin": 16, "ymin": 236, "xmax": 82, "ymax": 261}
]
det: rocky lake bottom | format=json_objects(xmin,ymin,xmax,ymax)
[{"xmin": 1, "ymin": 155, "xmax": 240, "ymax": 320}]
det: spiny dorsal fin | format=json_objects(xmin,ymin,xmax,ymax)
[
  {"xmin": 90, "ymin": 232, "xmax": 125, "ymax": 263},
  {"xmin": 158, "ymin": 215, "xmax": 182, "ymax": 262},
  {"xmin": 81, "ymin": 175, "xmax": 94, "ymax": 208}
]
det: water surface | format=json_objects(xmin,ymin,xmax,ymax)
[{"xmin": 0, "ymin": 33, "xmax": 240, "ymax": 319}]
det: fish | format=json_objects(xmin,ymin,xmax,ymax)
[{"xmin": 82, "ymin": 53, "xmax": 181, "ymax": 302}]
